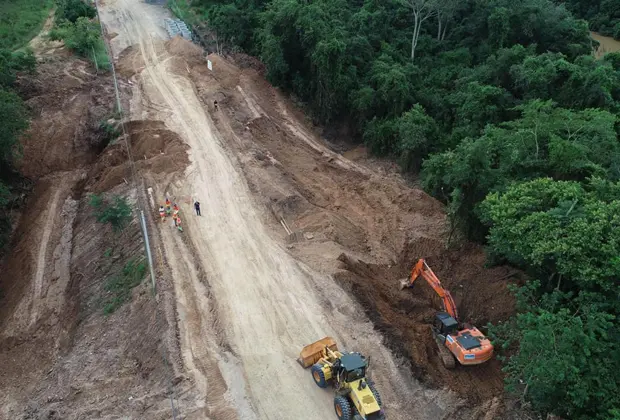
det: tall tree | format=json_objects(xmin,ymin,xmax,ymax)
[
  {"xmin": 398, "ymin": 0, "xmax": 437, "ymax": 60},
  {"xmin": 489, "ymin": 284, "xmax": 619, "ymax": 419},
  {"xmin": 396, "ymin": 104, "xmax": 438, "ymax": 171},
  {"xmin": 435, "ymin": 0, "xmax": 459, "ymax": 41},
  {"xmin": 422, "ymin": 100, "xmax": 620, "ymax": 239}
]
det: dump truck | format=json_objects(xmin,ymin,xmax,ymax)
[{"xmin": 298, "ymin": 337, "xmax": 385, "ymax": 420}]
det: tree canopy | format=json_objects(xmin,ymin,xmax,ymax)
[
  {"xmin": 484, "ymin": 178, "xmax": 620, "ymax": 418},
  {"xmin": 558, "ymin": 0, "xmax": 620, "ymax": 40}
]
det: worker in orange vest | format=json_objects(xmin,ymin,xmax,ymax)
[
  {"xmin": 165, "ymin": 198, "xmax": 172, "ymax": 216},
  {"xmin": 172, "ymin": 203, "xmax": 179, "ymax": 218}
]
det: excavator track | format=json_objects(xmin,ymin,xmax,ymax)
[{"xmin": 432, "ymin": 330, "xmax": 456, "ymax": 369}]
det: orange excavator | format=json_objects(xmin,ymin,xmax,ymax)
[{"xmin": 400, "ymin": 259, "xmax": 493, "ymax": 368}]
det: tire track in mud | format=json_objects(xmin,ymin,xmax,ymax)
[
  {"xmin": 30, "ymin": 185, "xmax": 62, "ymax": 327},
  {"xmin": 156, "ymin": 212, "xmax": 246, "ymax": 419}
]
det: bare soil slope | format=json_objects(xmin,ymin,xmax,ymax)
[{"xmin": 0, "ymin": 38, "xmax": 189, "ymax": 419}]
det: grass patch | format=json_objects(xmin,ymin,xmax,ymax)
[
  {"xmin": 49, "ymin": 16, "xmax": 111, "ymax": 71},
  {"xmin": 0, "ymin": 0, "xmax": 54, "ymax": 50},
  {"xmin": 167, "ymin": 0, "xmax": 199, "ymax": 26},
  {"xmin": 89, "ymin": 194, "xmax": 132, "ymax": 232},
  {"xmin": 103, "ymin": 258, "xmax": 146, "ymax": 314},
  {"xmin": 90, "ymin": 38, "xmax": 110, "ymax": 71}
]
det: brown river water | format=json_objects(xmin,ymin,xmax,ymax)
[{"xmin": 591, "ymin": 32, "xmax": 620, "ymax": 58}]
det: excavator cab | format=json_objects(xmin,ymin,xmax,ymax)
[{"xmin": 433, "ymin": 312, "xmax": 459, "ymax": 336}]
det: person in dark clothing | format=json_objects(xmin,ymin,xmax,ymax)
[
  {"xmin": 194, "ymin": 201, "xmax": 201, "ymax": 216},
  {"xmin": 213, "ymin": 100, "xmax": 218, "ymax": 111}
]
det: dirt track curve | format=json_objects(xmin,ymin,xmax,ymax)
[{"xmin": 97, "ymin": 0, "xmax": 466, "ymax": 419}]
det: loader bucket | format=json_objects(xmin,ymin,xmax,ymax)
[{"xmin": 297, "ymin": 337, "xmax": 339, "ymax": 368}]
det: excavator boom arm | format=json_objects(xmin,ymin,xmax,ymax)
[{"xmin": 404, "ymin": 259, "xmax": 459, "ymax": 321}]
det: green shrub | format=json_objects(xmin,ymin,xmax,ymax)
[
  {"xmin": 89, "ymin": 194, "xmax": 132, "ymax": 232},
  {"xmin": 99, "ymin": 119, "xmax": 120, "ymax": 146},
  {"xmin": 56, "ymin": 0, "xmax": 96, "ymax": 23},
  {"xmin": 50, "ymin": 17, "xmax": 110, "ymax": 71},
  {"xmin": 54, "ymin": 17, "xmax": 99, "ymax": 56},
  {"xmin": 0, "ymin": 49, "xmax": 36, "ymax": 88},
  {"xmin": 103, "ymin": 258, "xmax": 146, "ymax": 314},
  {"xmin": 168, "ymin": 0, "xmax": 194, "ymax": 24},
  {"xmin": 0, "ymin": 182, "xmax": 12, "ymax": 250},
  {"xmin": 90, "ymin": 41, "xmax": 110, "ymax": 70}
]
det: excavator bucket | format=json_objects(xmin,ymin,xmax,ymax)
[{"xmin": 297, "ymin": 337, "xmax": 339, "ymax": 368}]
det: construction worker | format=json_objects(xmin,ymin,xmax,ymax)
[
  {"xmin": 165, "ymin": 198, "xmax": 172, "ymax": 216},
  {"xmin": 159, "ymin": 205, "xmax": 166, "ymax": 222},
  {"xmin": 173, "ymin": 203, "xmax": 180, "ymax": 219},
  {"xmin": 176, "ymin": 215, "xmax": 183, "ymax": 232},
  {"xmin": 194, "ymin": 201, "xmax": 201, "ymax": 216}
]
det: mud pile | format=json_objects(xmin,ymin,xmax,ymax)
[
  {"xmin": 88, "ymin": 120, "xmax": 188, "ymax": 192},
  {"xmin": 115, "ymin": 45, "xmax": 145, "ymax": 79},
  {"xmin": 165, "ymin": 36, "xmax": 204, "ymax": 62}
]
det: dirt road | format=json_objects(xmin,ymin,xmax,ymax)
[{"xmin": 97, "ymin": 0, "xmax": 464, "ymax": 419}]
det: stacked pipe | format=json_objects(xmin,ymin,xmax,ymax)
[{"xmin": 164, "ymin": 18, "xmax": 192, "ymax": 41}]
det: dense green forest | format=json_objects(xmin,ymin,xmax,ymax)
[
  {"xmin": 188, "ymin": 0, "xmax": 620, "ymax": 418},
  {"xmin": 558, "ymin": 0, "xmax": 620, "ymax": 39}
]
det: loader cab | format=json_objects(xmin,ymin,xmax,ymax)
[
  {"xmin": 339, "ymin": 353, "xmax": 368, "ymax": 383},
  {"xmin": 434, "ymin": 312, "xmax": 459, "ymax": 336}
]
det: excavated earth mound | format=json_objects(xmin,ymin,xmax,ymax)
[
  {"xmin": 87, "ymin": 120, "xmax": 188, "ymax": 192},
  {"xmin": 165, "ymin": 36, "xmax": 204, "ymax": 63}
]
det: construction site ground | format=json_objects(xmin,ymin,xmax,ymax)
[{"xmin": 0, "ymin": 0, "xmax": 521, "ymax": 419}]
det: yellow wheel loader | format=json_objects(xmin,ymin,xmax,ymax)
[{"xmin": 298, "ymin": 337, "xmax": 385, "ymax": 420}]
